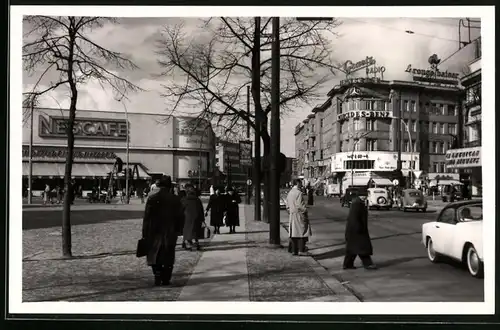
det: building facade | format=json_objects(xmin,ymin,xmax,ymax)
[
  {"xmin": 215, "ymin": 140, "xmax": 248, "ymax": 189},
  {"xmin": 295, "ymin": 78, "xmax": 463, "ymax": 193},
  {"xmin": 445, "ymin": 38, "xmax": 482, "ymax": 196},
  {"xmin": 22, "ymin": 108, "xmax": 216, "ymax": 195}
]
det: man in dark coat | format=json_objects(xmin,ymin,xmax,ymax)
[
  {"xmin": 224, "ymin": 187, "xmax": 241, "ymax": 234},
  {"xmin": 142, "ymin": 175, "xmax": 185, "ymax": 286},
  {"xmin": 306, "ymin": 183, "xmax": 314, "ymax": 206},
  {"xmin": 205, "ymin": 186, "xmax": 225, "ymax": 234},
  {"xmin": 343, "ymin": 192, "xmax": 377, "ymax": 270},
  {"xmin": 181, "ymin": 184, "xmax": 204, "ymax": 251}
]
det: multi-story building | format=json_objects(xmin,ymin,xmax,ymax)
[
  {"xmin": 445, "ymin": 38, "xmax": 482, "ymax": 196},
  {"xmin": 215, "ymin": 139, "xmax": 247, "ymax": 189},
  {"xmin": 295, "ymin": 76, "xmax": 463, "ymax": 194}
]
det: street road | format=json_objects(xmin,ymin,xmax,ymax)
[{"xmin": 281, "ymin": 196, "xmax": 484, "ymax": 302}]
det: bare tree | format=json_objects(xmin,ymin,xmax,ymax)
[
  {"xmin": 155, "ymin": 17, "xmax": 341, "ymax": 219},
  {"xmin": 23, "ymin": 16, "xmax": 143, "ymax": 257}
]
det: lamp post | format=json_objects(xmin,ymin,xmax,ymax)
[
  {"xmin": 28, "ymin": 103, "xmax": 34, "ymax": 204},
  {"xmin": 391, "ymin": 116, "xmax": 413, "ymax": 188},
  {"xmin": 117, "ymin": 98, "xmax": 130, "ymax": 204}
]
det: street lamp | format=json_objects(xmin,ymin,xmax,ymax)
[{"xmin": 117, "ymin": 98, "xmax": 130, "ymax": 204}]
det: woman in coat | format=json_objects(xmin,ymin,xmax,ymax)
[
  {"xmin": 343, "ymin": 192, "xmax": 377, "ymax": 270},
  {"xmin": 286, "ymin": 180, "xmax": 311, "ymax": 256},
  {"xmin": 181, "ymin": 184, "xmax": 204, "ymax": 251},
  {"xmin": 224, "ymin": 187, "xmax": 241, "ymax": 234},
  {"xmin": 205, "ymin": 186, "xmax": 225, "ymax": 234}
]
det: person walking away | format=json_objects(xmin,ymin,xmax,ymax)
[
  {"xmin": 225, "ymin": 187, "xmax": 241, "ymax": 233},
  {"xmin": 306, "ymin": 183, "xmax": 314, "ymax": 206},
  {"xmin": 141, "ymin": 175, "xmax": 185, "ymax": 286},
  {"xmin": 57, "ymin": 185, "xmax": 64, "ymax": 204},
  {"xmin": 205, "ymin": 186, "xmax": 225, "ymax": 234},
  {"xmin": 181, "ymin": 184, "xmax": 204, "ymax": 251},
  {"xmin": 286, "ymin": 180, "xmax": 311, "ymax": 256},
  {"xmin": 343, "ymin": 191, "xmax": 377, "ymax": 270},
  {"xmin": 137, "ymin": 186, "xmax": 145, "ymax": 204}
]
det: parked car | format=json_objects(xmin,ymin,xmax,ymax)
[
  {"xmin": 421, "ymin": 200, "xmax": 483, "ymax": 278},
  {"xmin": 397, "ymin": 188, "xmax": 427, "ymax": 212},
  {"xmin": 340, "ymin": 187, "xmax": 368, "ymax": 208},
  {"xmin": 366, "ymin": 188, "xmax": 392, "ymax": 210}
]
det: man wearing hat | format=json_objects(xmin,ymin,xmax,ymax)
[{"xmin": 141, "ymin": 175, "xmax": 185, "ymax": 286}]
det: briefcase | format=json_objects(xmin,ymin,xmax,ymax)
[{"xmin": 136, "ymin": 238, "xmax": 149, "ymax": 258}]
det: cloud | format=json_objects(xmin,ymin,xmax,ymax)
[{"xmin": 21, "ymin": 16, "xmax": 481, "ymax": 158}]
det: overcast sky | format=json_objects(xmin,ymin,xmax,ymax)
[{"xmin": 22, "ymin": 15, "xmax": 481, "ymax": 157}]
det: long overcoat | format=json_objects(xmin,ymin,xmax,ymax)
[
  {"xmin": 345, "ymin": 197, "xmax": 373, "ymax": 255},
  {"xmin": 142, "ymin": 188, "xmax": 185, "ymax": 266},
  {"xmin": 286, "ymin": 187, "xmax": 312, "ymax": 238},
  {"xmin": 224, "ymin": 192, "xmax": 241, "ymax": 226},
  {"xmin": 181, "ymin": 194, "xmax": 204, "ymax": 241},
  {"xmin": 206, "ymin": 193, "xmax": 226, "ymax": 227},
  {"xmin": 307, "ymin": 188, "xmax": 314, "ymax": 205}
]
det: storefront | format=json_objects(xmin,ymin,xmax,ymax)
[
  {"xmin": 22, "ymin": 108, "xmax": 216, "ymax": 195},
  {"xmin": 331, "ymin": 151, "xmax": 419, "ymax": 194},
  {"xmin": 445, "ymin": 146, "xmax": 482, "ymax": 197}
]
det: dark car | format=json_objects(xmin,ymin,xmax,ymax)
[{"xmin": 340, "ymin": 187, "xmax": 368, "ymax": 207}]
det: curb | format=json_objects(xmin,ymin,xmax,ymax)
[{"xmin": 277, "ymin": 214, "xmax": 361, "ymax": 302}]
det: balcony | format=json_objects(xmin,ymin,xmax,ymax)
[{"xmin": 464, "ymin": 140, "xmax": 481, "ymax": 148}]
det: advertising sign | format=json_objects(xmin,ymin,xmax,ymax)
[
  {"xmin": 337, "ymin": 110, "xmax": 392, "ymax": 121},
  {"xmin": 175, "ymin": 117, "xmax": 213, "ymax": 150},
  {"xmin": 39, "ymin": 115, "xmax": 128, "ymax": 140},
  {"xmin": 340, "ymin": 77, "xmax": 382, "ymax": 86},
  {"xmin": 404, "ymin": 64, "xmax": 459, "ymax": 86},
  {"xmin": 445, "ymin": 147, "xmax": 481, "ymax": 168},
  {"xmin": 239, "ymin": 141, "xmax": 253, "ymax": 167},
  {"xmin": 331, "ymin": 152, "xmax": 419, "ymax": 172},
  {"xmin": 22, "ymin": 146, "xmax": 117, "ymax": 160}
]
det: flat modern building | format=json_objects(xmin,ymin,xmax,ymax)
[
  {"xmin": 295, "ymin": 76, "xmax": 463, "ymax": 193},
  {"xmin": 22, "ymin": 108, "xmax": 216, "ymax": 195},
  {"xmin": 445, "ymin": 38, "xmax": 482, "ymax": 196}
]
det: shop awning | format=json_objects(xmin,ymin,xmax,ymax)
[
  {"xmin": 371, "ymin": 178, "xmax": 393, "ymax": 186},
  {"xmin": 343, "ymin": 177, "xmax": 371, "ymax": 187},
  {"xmin": 22, "ymin": 162, "xmax": 114, "ymax": 179},
  {"xmin": 429, "ymin": 179, "xmax": 463, "ymax": 187}
]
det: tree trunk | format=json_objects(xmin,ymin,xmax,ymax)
[
  {"xmin": 261, "ymin": 128, "xmax": 271, "ymax": 224},
  {"xmin": 62, "ymin": 31, "xmax": 77, "ymax": 258}
]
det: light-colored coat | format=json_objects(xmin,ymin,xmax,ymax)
[{"xmin": 286, "ymin": 186, "xmax": 312, "ymax": 238}]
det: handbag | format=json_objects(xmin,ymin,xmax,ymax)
[
  {"xmin": 198, "ymin": 221, "xmax": 211, "ymax": 239},
  {"xmin": 136, "ymin": 238, "xmax": 149, "ymax": 258}
]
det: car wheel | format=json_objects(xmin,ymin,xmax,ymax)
[
  {"xmin": 466, "ymin": 245, "xmax": 484, "ymax": 278},
  {"xmin": 427, "ymin": 237, "xmax": 441, "ymax": 263}
]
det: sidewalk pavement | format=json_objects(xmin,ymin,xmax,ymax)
[{"xmin": 22, "ymin": 204, "xmax": 358, "ymax": 302}]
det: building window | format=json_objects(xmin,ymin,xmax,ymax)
[
  {"xmin": 438, "ymin": 104, "xmax": 444, "ymax": 115},
  {"xmin": 353, "ymin": 118, "xmax": 360, "ymax": 130},
  {"xmin": 344, "ymin": 160, "xmax": 375, "ymax": 170},
  {"xmin": 404, "ymin": 140, "xmax": 410, "ymax": 152},
  {"xmin": 311, "ymin": 151, "xmax": 316, "ymax": 161},
  {"xmin": 311, "ymin": 124, "xmax": 315, "ymax": 132},
  {"xmin": 449, "ymin": 123, "xmax": 456, "ymax": 135},
  {"xmin": 339, "ymin": 141, "xmax": 343, "ymax": 152},
  {"xmin": 311, "ymin": 137, "xmax": 315, "ymax": 148},
  {"xmin": 339, "ymin": 122, "xmax": 343, "ymax": 133},
  {"xmin": 403, "ymin": 100, "xmax": 409, "ymax": 112},
  {"xmin": 384, "ymin": 101, "xmax": 389, "ymax": 111},
  {"xmin": 320, "ymin": 149, "xmax": 324, "ymax": 160},
  {"xmin": 425, "ymin": 103, "xmax": 430, "ymax": 114},
  {"xmin": 412, "ymin": 120, "xmax": 417, "ymax": 132},
  {"xmin": 373, "ymin": 101, "xmax": 379, "ymax": 110},
  {"xmin": 354, "ymin": 100, "xmax": 360, "ymax": 110},
  {"xmin": 366, "ymin": 119, "xmax": 374, "ymax": 130},
  {"xmin": 433, "ymin": 162, "xmax": 439, "ymax": 173},
  {"xmin": 433, "ymin": 122, "xmax": 438, "ymax": 134},
  {"xmin": 320, "ymin": 119, "xmax": 324, "ymax": 128},
  {"xmin": 441, "ymin": 123, "xmax": 446, "ymax": 134},
  {"xmin": 433, "ymin": 142, "xmax": 438, "ymax": 153},
  {"xmin": 440, "ymin": 142, "xmax": 446, "ymax": 154},
  {"xmin": 410, "ymin": 101, "xmax": 416, "ymax": 112},
  {"xmin": 439, "ymin": 162, "xmax": 446, "ymax": 173},
  {"xmin": 354, "ymin": 142, "xmax": 360, "ymax": 151},
  {"xmin": 367, "ymin": 139, "xmax": 376, "ymax": 151}
]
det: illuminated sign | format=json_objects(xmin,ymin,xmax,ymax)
[
  {"xmin": 337, "ymin": 110, "xmax": 392, "ymax": 121},
  {"xmin": 340, "ymin": 56, "xmax": 377, "ymax": 75},
  {"xmin": 445, "ymin": 147, "xmax": 481, "ymax": 168},
  {"xmin": 340, "ymin": 77, "xmax": 382, "ymax": 86},
  {"xmin": 239, "ymin": 141, "xmax": 253, "ymax": 167},
  {"xmin": 405, "ymin": 64, "xmax": 459, "ymax": 85},
  {"xmin": 366, "ymin": 65, "xmax": 386, "ymax": 76},
  {"xmin": 39, "ymin": 115, "xmax": 128, "ymax": 140},
  {"xmin": 22, "ymin": 146, "xmax": 117, "ymax": 160}
]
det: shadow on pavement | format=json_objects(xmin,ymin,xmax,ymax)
[
  {"xmin": 375, "ymin": 256, "xmax": 428, "ymax": 269},
  {"xmin": 202, "ymin": 244, "xmax": 258, "ymax": 252}
]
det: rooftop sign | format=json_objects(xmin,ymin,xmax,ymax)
[
  {"xmin": 39, "ymin": 115, "xmax": 128, "ymax": 140},
  {"xmin": 405, "ymin": 54, "xmax": 459, "ymax": 86}
]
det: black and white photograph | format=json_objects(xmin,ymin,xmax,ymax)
[{"xmin": 8, "ymin": 5, "xmax": 495, "ymax": 317}]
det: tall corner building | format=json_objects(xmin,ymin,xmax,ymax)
[{"xmin": 295, "ymin": 73, "xmax": 465, "ymax": 194}]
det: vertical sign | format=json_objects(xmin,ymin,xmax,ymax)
[{"xmin": 239, "ymin": 140, "xmax": 253, "ymax": 167}]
